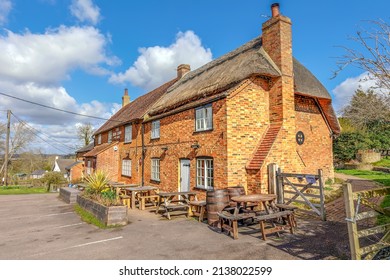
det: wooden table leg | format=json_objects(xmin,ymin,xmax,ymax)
[{"xmin": 131, "ymin": 191, "xmax": 136, "ymax": 209}]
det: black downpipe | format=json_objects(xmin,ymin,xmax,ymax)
[{"xmin": 141, "ymin": 123, "xmax": 145, "ymax": 186}]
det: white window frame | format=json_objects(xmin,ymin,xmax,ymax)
[
  {"xmin": 195, "ymin": 104, "xmax": 213, "ymax": 131},
  {"xmin": 86, "ymin": 160, "xmax": 92, "ymax": 175},
  {"xmin": 151, "ymin": 120, "xmax": 160, "ymax": 139},
  {"xmin": 97, "ymin": 134, "xmax": 102, "ymax": 145},
  {"xmin": 122, "ymin": 159, "xmax": 131, "ymax": 177},
  {"xmin": 108, "ymin": 130, "xmax": 113, "ymax": 143},
  {"xmin": 124, "ymin": 124, "xmax": 132, "ymax": 143},
  {"xmin": 151, "ymin": 158, "xmax": 160, "ymax": 181},
  {"xmin": 196, "ymin": 158, "xmax": 214, "ymax": 190}
]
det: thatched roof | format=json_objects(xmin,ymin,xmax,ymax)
[
  {"xmin": 148, "ymin": 37, "xmax": 280, "ymax": 116},
  {"xmin": 94, "ymin": 78, "xmax": 178, "ymax": 135},
  {"xmin": 147, "ymin": 35, "xmax": 339, "ymax": 134}
]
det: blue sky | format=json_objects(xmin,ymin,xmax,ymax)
[{"xmin": 0, "ymin": 0, "xmax": 389, "ymax": 154}]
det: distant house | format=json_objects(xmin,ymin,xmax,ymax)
[
  {"xmin": 31, "ymin": 170, "xmax": 47, "ymax": 179},
  {"xmin": 53, "ymin": 157, "xmax": 77, "ymax": 180}
]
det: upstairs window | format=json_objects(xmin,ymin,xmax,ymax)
[
  {"xmin": 151, "ymin": 120, "xmax": 160, "ymax": 139},
  {"xmin": 196, "ymin": 157, "xmax": 214, "ymax": 190},
  {"xmin": 108, "ymin": 130, "xmax": 112, "ymax": 143},
  {"xmin": 122, "ymin": 159, "xmax": 131, "ymax": 177},
  {"xmin": 124, "ymin": 124, "xmax": 132, "ymax": 143},
  {"xmin": 195, "ymin": 104, "xmax": 212, "ymax": 131},
  {"xmin": 97, "ymin": 134, "xmax": 102, "ymax": 145}
]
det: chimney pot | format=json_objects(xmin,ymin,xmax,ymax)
[
  {"xmin": 177, "ymin": 64, "xmax": 191, "ymax": 79},
  {"xmin": 271, "ymin": 3, "xmax": 280, "ymax": 18},
  {"xmin": 122, "ymin": 88, "xmax": 130, "ymax": 107}
]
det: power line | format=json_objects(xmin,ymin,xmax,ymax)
[
  {"xmin": 10, "ymin": 112, "xmax": 74, "ymax": 154},
  {"xmin": 0, "ymin": 91, "xmax": 121, "ymax": 123}
]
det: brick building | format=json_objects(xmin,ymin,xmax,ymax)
[{"xmin": 85, "ymin": 3, "xmax": 340, "ymax": 196}]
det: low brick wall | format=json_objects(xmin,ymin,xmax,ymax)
[
  {"xmin": 59, "ymin": 187, "xmax": 80, "ymax": 204},
  {"xmin": 77, "ymin": 195, "xmax": 128, "ymax": 226}
]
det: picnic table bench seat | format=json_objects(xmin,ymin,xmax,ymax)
[
  {"xmin": 253, "ymin": 210, "xmax": 295, "ymax": 240},
  {"xmin": 218, "ymin": 211, "xmax": 256, "ymax": 240},
  {"xmin": 138, "ymin": 194, "xmax": 159, "ymax": 210}
]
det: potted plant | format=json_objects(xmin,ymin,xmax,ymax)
[{"xmin": 77, "ymin": 171, "xmax": 128, "ymax": 226}]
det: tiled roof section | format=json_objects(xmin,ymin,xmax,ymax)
[
  {"xmin": 83, "ymin": 142, "xmax": 118, "ymax": 157},
  {"xmin": 94, "ymin": 78, "xmax": 179, "ymax": 135},
  {"xmin": 76, "ymin": 142, "xmax": 94, "ymax": 153},
  {"xmin": 317, "ymin": 98, "xmax": 341, "ymax": 135},
  {"xmin": 65, "ymin": 161, "xmax": 83, "ymax": 170},
  {"xmin": 56, "ymin": 159, "xmax": 76, "ymax": 173}
]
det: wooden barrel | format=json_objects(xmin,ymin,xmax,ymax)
[
  {"xmin": 206, "ymin": 189, "xmax": 230, "ymax": 227},
  {"xmin": 227, "ymin": 186, "xmax": 246, "ymax": 207}
]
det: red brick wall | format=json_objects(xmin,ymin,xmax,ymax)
[{"xmin": 70, "ymin": 162, "xmax": 84, "ymax": 183}]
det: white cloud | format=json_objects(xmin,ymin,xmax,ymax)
[
  {"xmin": 332, "ymin": 72, "xmax": 377, "ymax": 113},
  {"xmin": 0, "ymin": 26, "xmax": 118, "ymax": 86},
  {"xmin": 110, "ymin": 30, "xmax": 213, "ymax": 90},
  {"xmin": 0, "ymin": 0, "xmax": 12, "ymax": 25},
  {"xmin": 70, "ymin": 0, "xmax": 100, "ymax": 25}
]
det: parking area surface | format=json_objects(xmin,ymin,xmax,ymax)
[{"xmin": 0, "ymin": 193, "xmax": 300, "ymax": 260}]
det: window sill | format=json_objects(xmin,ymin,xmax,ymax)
[
  {"xmin": 193, "ymin": 128, "xmax": 213, "ymax": 134},
  {"xmin": 194, "ymin": 187, "xmax": 213, "ymax": 191},
  {"xmin": 124, "ymin": 141, "xmax": 132, "ymax": 144},
  {"xmin": 150, "ymin": 179, "xmax": 160, "ymax": 184},
  {"xmin": 121, "ymin": 175, "xmax": 132, "ymax": 178}
]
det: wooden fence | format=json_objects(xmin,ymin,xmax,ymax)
[
  {"xmin": 268, "ymin": 164, "xmax": 326, "ymax": 221},
  {"xmin": 344, "ymin": 183, "xmax": 390, "ymax": 259}
]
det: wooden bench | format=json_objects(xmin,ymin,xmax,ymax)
[
  {"xmin": 119, "ymin": 194, "xmax": 131, "ymax": 208},
  {"xmin": 253, "ymin": 210, "xmax": 294, "ymax": 240},
  {"xmin": 218, "ymin": 211, "xmax": 256, "ymax": 240},
  {"xmin": 275, "ymin": 203, "xmax": 298, "ymax": 227},
  {"xmin": 189, "ymin": 200, "xmax": 206, "ymax": 222},
  {"xmin": 138, "ymin": 195, "xmax": 160, "ymax": 210}
]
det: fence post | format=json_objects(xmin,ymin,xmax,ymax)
[
  {"xmin": 276, "ymin": 167, "xmax": 284, "ymax": 204},
  {"xmin": 318, "ymin": 169, "xmax": 326, "ymax": 221},
  {"xmin": 268, "ymin": 163, "xmax": 278, "ymax": 195},
  {"xmin": 343, "ymin": 183, "xmax": 361, "ymax": 260}
]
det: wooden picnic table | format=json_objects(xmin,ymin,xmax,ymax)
[
  {"xmin": 155, "ymin": 191, "xmax": 198, "ymax": 220},
  {"xmin": 230, "ymin": 194, "xmax": 294, "ymax": 240},
  {"xmin": 110, "ymin": 183, "xmax": 138, "ymax": 196},
  {"xmin": 124, "ymin": 185, "xmax": 158, "ymax": 209}
]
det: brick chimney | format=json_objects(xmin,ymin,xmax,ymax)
[
  {"xmin": 122, "ymin": 88, "xmax": 130, "ymax": 107},
  {"xmin": 261, "ymin": 3, "xmax": 297, "ymax": 168},
  {"xmin": 177, "ymin": 64, "xmax": 191, "ymax": 79},
  {"xmin": 262, "ymin": 3, "xmax": 292, "ymax": 76}
]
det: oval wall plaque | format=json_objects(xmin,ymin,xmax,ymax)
[{"xmin": 296, "ymin": 131, "xmax": 305, "ymax": 145}]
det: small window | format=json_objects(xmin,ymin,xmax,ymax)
[
  {"xmin": 151, "ymin": 158, "xmax": 160, "ymax": 181},
  {"xmin": 195, "ymin": 104, "xmax": 212, "ymax": 131},
  {"xmin": 125, "ymin": 124, "xmax": 132, "ymax": 143},
  {"xmin": 151, "ymin": 120, "xmax": 160, "ymax": 139},
  {"xmin": 122, "ymin": 159, "xmax": 131, "ymax": 177},
  {"xmin": 86, "ymin": 160, "xmax": 92, "ymax": 175},
  {"xmin": 196, "ymin": 158, "xmax": 214, "ymax": 190},
  {"xmin": 108, "ymin": 130, "xmax": 113, "ymax": 143},
  {"xmin": 97, "ymin": 134, "xmax": 102, "ymax": 145}
]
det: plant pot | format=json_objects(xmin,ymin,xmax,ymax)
[{"xmin": 77, "ymin": 195, "xmax": 128, "ymax": 226}]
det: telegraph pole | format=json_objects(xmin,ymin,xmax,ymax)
[{"xmin": 4, "ymin": 110, "xmax": 10, "ymax": 186}]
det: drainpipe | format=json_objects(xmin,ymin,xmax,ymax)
[{"xmin": 141, "ymin": 123, "xmax": 145, "ymax": 186}]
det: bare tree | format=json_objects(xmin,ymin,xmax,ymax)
[
  {"xmin": 0, "ymin": 122, "xmax": 35, "ymax": 175},
  {"xmin": 77, "ymin": 123, "xmax": 94, "ymax": 146},
  {"xmin": 333, "ymin": 19, "xmax": 390, "ymax": 92}
]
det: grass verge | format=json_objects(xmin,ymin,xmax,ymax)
[
  {"xmin": 0, "ymin": 185, "xmax": 47, "ymax": 195},
  {"xmin": 373, "ymin": 157, "xmax": 390, "ymax": 168},
  {"xmin": 73, "ymin": 204, "xmax": 122, "ymax": 229},
  {"xmin": 335, "ymin": 169, "xmax": 390, "ymax": 186}
]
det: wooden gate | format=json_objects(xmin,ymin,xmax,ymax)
[
  {"xmin": 344, "ymin": 183, "xmax": 390, "ymax": 260},
  {"xmin": 270, "ymin": 165, "xmax": 326, "ymax": 221}
]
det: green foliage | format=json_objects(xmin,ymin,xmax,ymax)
[
  {"xmin": 84, "ymin": 170, "xmax": 110, "ymax": 195},
  {"xmin": 373, "ymin": 157, "xmax": 390, "ymax": 168},
  {"xmin": 333, "ymin": 131, "xmax": 371, "ymax": 162},
  {"xmin": 42, "ymin": 171, "xmax": 66, "ymax": 191},
  {"xmin": 377, "ymin": 195, "xmax": 390, "ymax": 225}
]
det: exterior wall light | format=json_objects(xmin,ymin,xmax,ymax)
[{"xmin": 191, "ymin": 143, "xmax": 200, "ymax": 149}]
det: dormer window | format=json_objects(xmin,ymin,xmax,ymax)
[{"xmin": 151, "ymin": 120, "xmax": 160, "ymax": 139}]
